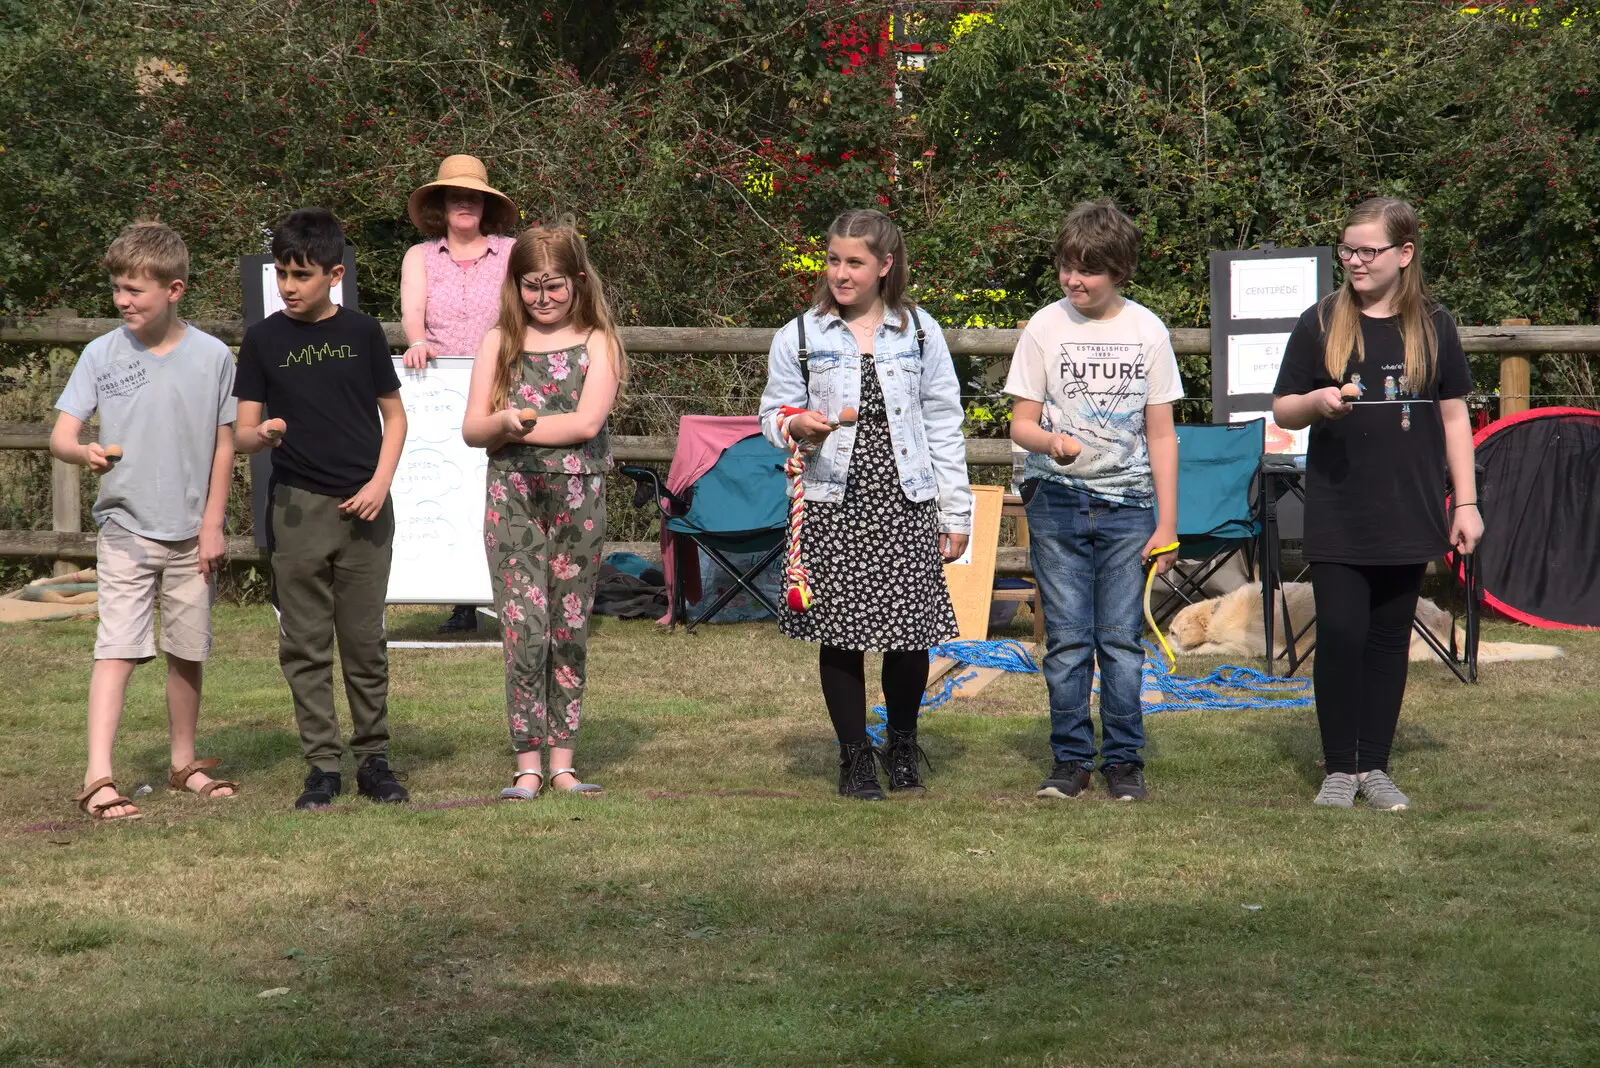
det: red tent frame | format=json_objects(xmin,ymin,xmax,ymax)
[{"xmin": 1453, "ymin": 406, "xmax": 1600, "ymax": 631}]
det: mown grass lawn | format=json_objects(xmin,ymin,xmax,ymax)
[{"xmin": 1, "ymin": 605, "xmax": 1597, "ymax": 1067}]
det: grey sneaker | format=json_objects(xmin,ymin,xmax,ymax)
[
  {"xmin": 1359, "ymin": 770, "xmax": 1410, "ymax": 811},
  {"xmin": 1313, "ymin": 772, "xmax": 1358, "ymax": 808}
]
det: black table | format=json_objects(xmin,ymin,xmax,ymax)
[{"xmin": 1256, "ymin": 456, "xmax": 1480, "ymax": 682}]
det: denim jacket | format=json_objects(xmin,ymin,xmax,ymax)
[{"xmin": 759, "ymin": 306, "xmax": 973, "ymax": 535}]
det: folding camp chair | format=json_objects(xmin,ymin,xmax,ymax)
[
  {"xmin": 1149, "ymin": 420, "xmax": 1265, "ymax": 625},
  {"xmin": 621, "ymin": 423, "xmax": 790, "ymax": 632}
]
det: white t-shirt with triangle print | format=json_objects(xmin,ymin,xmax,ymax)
[{"xmin": 1004, "ymin": 296, "xmax": 1183, "ymax": 507}]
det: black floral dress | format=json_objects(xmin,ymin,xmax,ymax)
[{"xmin": 779, "ymin": 366, "xmax": 959, "ymax": 651}]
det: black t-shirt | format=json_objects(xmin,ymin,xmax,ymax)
[
  {"xmin": 234, "ymin": 308, "xmax": 401, "ymax": 497},
  {"xmin": 1273, "ymin": 303, "xmax": 1472, "ymax": 565}
]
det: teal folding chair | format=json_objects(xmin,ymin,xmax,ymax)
[
  {"xmin": 1150, "ymin": 420, "xmax": 1266, "ymax": 623},
  {"xmin": 621, "ymin": 432, "xmax": 789, "ymax": 631}
]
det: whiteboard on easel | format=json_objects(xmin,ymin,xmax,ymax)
[{"xmin": 385, "ymin": 356, "xmax": 493, "ymax": 604}]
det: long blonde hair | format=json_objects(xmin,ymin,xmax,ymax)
[
  {"xmin": 1318, "ymin": 197, "xmax": 1437, "ymax": 386},
  {"xmin": 491, "ymin": 225, "xmax": 627, "ymax": 408},
  {"xmin": 812, "ymin": 209, "xmax": 912, "ymax": 319}
]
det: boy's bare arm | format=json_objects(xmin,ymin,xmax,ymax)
[
  {"xmin": 198, "ymin": 424, "xmax": 235, "ymax": 576},
  {"xmin": 234, "ymin": 401, "xmax": 284, "ymax": 454},
  {"xmin": 1009, "ymin": 399, "xmax": 1080, "ymax": 464},
  {"xmin": 1144, "ymin": 402, "xmax": 1179, "ymax": 573},
  {"xmin": 49, "ymin": 412, "xmax": 113, "ymax": 473}
]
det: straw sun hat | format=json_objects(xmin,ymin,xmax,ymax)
[{"xmin": 407, "ymin": 155, "xmax": 518, "ymax": 234}]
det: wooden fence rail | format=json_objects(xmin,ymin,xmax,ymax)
[
  {"xmin": 0, "ymin": 529, "xmax": 1034, "ymax": 575},
  {"xmin": 5, "ymin": 316, "xmax": 1595, "ymax": 577},
  {"xmin": 7, "ymin": 317, "xmax": 1600, "ymax": 354}
]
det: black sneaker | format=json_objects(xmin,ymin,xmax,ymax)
[
  {"xmin": 837, "ymin": 741, "xmax": 886, "ymax": 801},
  {"xmin": 295, "ymin": 769, "xmax": 342, "ymax": 810},
  {"xmin": 356, "ymin": 757, "xmax": 410, "ymax": 804},
  {"xmin": 1036, "ymin": 761, "xmax": 1092, "ymax": 799},
  {"xmin": 1102, "ymin": 763, "xmax": 1148, "ymax": 801},
  {"xmin": 883, "ymin": 727, "xmax": 930, "ymax": 794},
  {"xmin": 439, "ymin": 605, "xmax": 478, "ymax": 633}
]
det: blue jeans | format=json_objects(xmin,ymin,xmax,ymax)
[{"xmin": 1025, "ymin": 481, "xmax": 1156, "ymax": 769}]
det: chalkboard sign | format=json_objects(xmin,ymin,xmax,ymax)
[
  {"xmin": 1208, "ymin": 246, "xmax": 1334, "ymax": 541},
  {"xmin": 1207, "ymin": 246, "xmax": 1334, "ymax": 455}
]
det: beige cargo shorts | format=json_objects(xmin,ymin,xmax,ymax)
[{"xmin": 94, "ymin": 520, "xmax": 214, "ymax": 662}]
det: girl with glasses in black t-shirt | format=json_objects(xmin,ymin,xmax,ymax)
[{"xmin": 1271, "ymin": 197, "xmax": 1483, "ymax": 812}]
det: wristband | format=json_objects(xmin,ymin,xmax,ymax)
[
  {"xmin": 1454, "ymin": 502, "xmax": 1479, "ymax": 510},
  {"xmin": 405, "ymin": 340, "xmax": 429, "ymax": 350}
]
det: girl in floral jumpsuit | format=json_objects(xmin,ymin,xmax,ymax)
[{"xmin": 461, "ymin": 225, "xmax": 624, "ymax": 798}]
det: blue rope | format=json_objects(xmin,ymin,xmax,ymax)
[
  {"xmin": 929, "ymin": 639, "xmax": 1040, "ymax": 673},
  {"xmin": 1136, "ymin": 643, "xmax": 1313, "ymax": 715},
  {"xmin": 863, "ymin": 638, "xmax": 1311, "ymax": 741},
  {"xmin": 866, "ymin": 669, "xmax": 977, "ymax": 746}
]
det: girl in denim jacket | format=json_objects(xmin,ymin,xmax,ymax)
[{"xmin": 758, "ymin": 209, "xmax": 972, "ymax": 801}]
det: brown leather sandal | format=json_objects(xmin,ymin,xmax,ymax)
[
  {"xmin": 75, "ymin": 777, "xmax": 142, "ymax": 822},
  {"xmin": 168, "ymin": 758, "xmax": 241, "ymax": 798}
]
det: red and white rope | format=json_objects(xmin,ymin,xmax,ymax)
[{"xmin": 778, "ymin": 409, "xmax": 814, "ymax": 612}]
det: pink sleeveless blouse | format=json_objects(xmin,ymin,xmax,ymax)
[{"xmin": 418, "ymin": 234, "xmax": 514, "ymax": 358}]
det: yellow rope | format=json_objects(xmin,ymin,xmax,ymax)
[{"xmin": 1142, "ymin": 541, "xmax": 1181, "ymax": 669}]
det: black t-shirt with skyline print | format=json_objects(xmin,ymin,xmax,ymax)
[{"xmin": 234, "ymin": 307, "xmax": 401, "ymax": 498}]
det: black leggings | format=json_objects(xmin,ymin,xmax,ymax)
[
  {"xmin": 1310, "ymin": 562, "xmax": 1426, "ymax": 774},
  {"xmin": 819, "ymin": 646, "xmax": 929, "ymax": 745}
]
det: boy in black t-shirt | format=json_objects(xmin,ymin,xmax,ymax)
[{"xmin": 234, "ymin": 208, "xmax": 411, "ymax": 810}]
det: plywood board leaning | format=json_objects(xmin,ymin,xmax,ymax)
[{"xmin": 944, "ymin": 483, "xmax": 1004, "ymax": 640}]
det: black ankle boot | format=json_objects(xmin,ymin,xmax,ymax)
[
  {"xmin": 838, "ymin": 741, "xmax": 889, "ymax": 799},
  {"xmin": 838, "ymin": 740, "xmax": 886, "ymax": 801},
  {"xmin": 884, "ymin": 727, "xmax": 930, "ymax": 794}
]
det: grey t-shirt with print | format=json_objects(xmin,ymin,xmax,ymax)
[{"xmin": 55, "ymin": 324, "xmax": 237, "ymax": 541}]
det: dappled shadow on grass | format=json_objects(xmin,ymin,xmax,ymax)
[
  {"xmin": 777, "ymin": 724, "xmax": 973, "ymax": 787},
  {"xmin": 9, "ymin": 852, "xmax": 1600, "ymax": 1067},
  {"xmin": 8, "ymin": 613, "xmax": 1600, "ymax": 1063},
  {"xmin": 1241, "ymin": 711, "xmax": 1325, "ymax": 788},
  {"xmin": 1003, "ymin": 719, "xmax": 1056, "ymax": 769},
  {"xmin": 385, "ymin": 605, "xmax": 505, "ymax": 644},
  {"xmin": 562, "ymin": 713, "xmax": 653, "ymax": 781},
  {"xmin": 1243, "ymin": 712, "xmax": 1452, "ymax": 790},
  {"xmin": 132, "ymin": 723, "xmax": 302, "ymax": 784}
]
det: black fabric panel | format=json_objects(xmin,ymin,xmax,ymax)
[{"xmin": 1476, "ymin": 411, "xmax": 1600, "ymax": 628}]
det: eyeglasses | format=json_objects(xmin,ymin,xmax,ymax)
[
  {"xmin": 1335, "ymin": 243, "xmax": 1398, "ymax": 264},
  {"xmin": 520, "ymin": 275, "xmax": 572, "ymax": 304}
]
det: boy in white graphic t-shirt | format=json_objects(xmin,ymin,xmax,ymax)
[{"xmin": 1004, "ymin": 200, "xmax": 1182, "ymax": 803}]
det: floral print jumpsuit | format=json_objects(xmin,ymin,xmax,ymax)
[{"xmin": 484, "ymin": 340, "xmax": 611, "ymax": 753}]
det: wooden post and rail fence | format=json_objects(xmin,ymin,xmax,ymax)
[{"xmin": 2, "ymin": 315, "xmax": 1593, "ymax": 578}]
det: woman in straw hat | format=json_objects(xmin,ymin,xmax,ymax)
[{"xmin": 400, "ymin": 154, "xmax": 519, "ymax": 632}]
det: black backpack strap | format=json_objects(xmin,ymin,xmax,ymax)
[
  {"xmin": 795, "ymin": 314, "xmax": 809, "ymax": 390},
  {"xmin": 909, "ymin": 305, "xmax": 926, "ymax": 358}
]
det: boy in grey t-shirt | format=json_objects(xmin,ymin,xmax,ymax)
[{"xmin": 50, "ymin": 221, "xmax": 240, "ymax": 821}]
